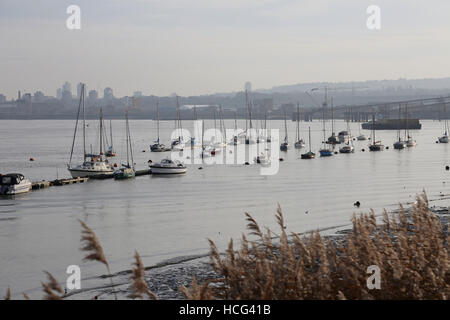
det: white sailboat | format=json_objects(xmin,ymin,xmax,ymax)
[
  {"xmin": 114, "ymin": 112, "xmax": 135, "ymax": 180},
  {"xmin": 294, "ymin": 104, "xmax": 305, "ymax": 149},
  {"xmin": 280, "ymin": 110, "xmax": 289, "ymax": 151},
  {"xmin": 151, "ymin": 101, "xmax": 170, "ymax": 152},
  {"xmin": 393, "ymin": 106, "xmax": 407, "ymax": 150},
  {"xmin": 404, "ymin": 104, "xmax": 416, "ymax": 147},
  {"xmin": 339, "ymin": 115, "xmax": 354, "ymax": 153},
  {"xmin": 171, "ymin": 96, "xmax": 185, "ymax": 151},
  {"xmin": 68, "ymin": 84, "xmax": 114, "ymax": 178}
]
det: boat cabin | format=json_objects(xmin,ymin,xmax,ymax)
[{"xmin": 1, "ymin": 173, "xmax": 26, "ymax": 186}]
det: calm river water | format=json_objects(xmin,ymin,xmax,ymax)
[{"xmin": 1, "ymin": 119, "xmax": 450, "ymax": 298}]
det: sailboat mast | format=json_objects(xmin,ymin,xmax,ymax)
[
  {"xmin": 99, "ymin": 108, "xmax": 103, "ymax": 156},
  {"xmin": 405, "ymin": 103, "xmax": 409, "ymax": 138},
  {"xmin": 126, "ymin": 113, "xmax": 130, "ymax": 166},
  {"xmin": 309, "ymin": 126, "xmax": 311, "ymax": 152},
  {"xmin": 110, "ymin": 120, "xmax": 113, "ymax": 150},
  {"xmin": 128, "ymin": 114, "xmax": 134, "ymax": 168},
  {"xmin": 284, "ymin": 110, "xmax": 288, "ymax": 143},
  {"xmin": 156, "ymin": 101, "xmax": 160, "ymax": 143},
  {"xmin": 82, "ymin": 85, "xmax": 86, "ymax": 161},
  {"xmin": 296, "ymin": 103, "xmax": 300, "ymax": 141},
  {"xmin": 372, "ymin": 114, "xmax": 376, "ymax": 144},
  {"xmin": 69, "ymin": 83, "xmax": 83, "ymax": 166}
]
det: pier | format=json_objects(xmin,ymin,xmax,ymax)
[{"xmin": 30, "ymin": 169, "xmax": 151, "ymax": 191}]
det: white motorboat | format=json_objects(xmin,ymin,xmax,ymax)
[
  {"xmin": 0, "ymin": 173, "xmax": 32, "ymax": 195},
  {"xmin": 150, "ymin": 158, "xmax": 187, "ymax": 174},
  {"xmin": 338, "ymin": 131, "xmax": 351, "ymax": 143}
]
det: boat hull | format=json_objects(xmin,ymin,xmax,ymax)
[
  {"xmin": 150, "ymin": 167, "xmax": 187, "ymax": 174},
  {"xmin": 369, "ymin": 144, "xmax": 385, "ymax": 151},
  {"xmin": 319, "ymin": 150, "xmax": 333, "ymax": 157},
  {"xmin": 68, "ymin": 168, "xmax": 114, "ymax": 178},
  {"xmin": 0, "ymin": 182, "xmax": 32, "ymax": 195}
]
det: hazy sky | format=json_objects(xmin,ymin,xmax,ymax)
[{"xmin": 1, "ymin": 0, "xmax": 450, "ymax": 99}]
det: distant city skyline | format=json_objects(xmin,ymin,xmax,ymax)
[{"xmin": 2, "ymin": 1, "xmax": 450, "ymax": 99}]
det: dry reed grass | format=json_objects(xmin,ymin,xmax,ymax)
[
  {"xmin": 41, "ymin": 271, "xmax": 63, "ymax": 300},
  {"xmin": 182, "ymin": 193, "xmax": 450, "ymax": 300},
  {"xmin": 78, "ymin": 219, "xmax": 117, "ymax": 300},
  {"xmin": 128, "ymin": 250, "xmax": 158, "ymax": 300}
]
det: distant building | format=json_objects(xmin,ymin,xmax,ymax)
[
  {"xmin": 254, "ymin": 98, "xmax": 274, "ymax": 112},
  {"xmin": 103, "ymin": 87, "xmax": 114, "ymax": 103},
  {"xmin": 77, "ymin": 82, "xmax": 85, "ymax": 98},
  {"xmin": 245, "ymin": 81, "xmax": 252, "ymax": 92},
  {"xmin": 61, "ymin": 90, "xmax": 72, "ymax": 104},
  {"xmin": 88, "ymin": 90, "xmax": 98, "ymax": 101},
  {"xmin": 22, "ymin": 93, "xmax": 32, "ymax": 103},
  {"xmin": 56, "ymin": 88, "xmax": 62, "ymax": 99},
  {"xmin": 0, "ymin": 94, "xmax": 6, "ymax": 103},
  {"xmin": 133, "ymin": 91, "xmax": 142, "ymax": 97},
  {"xmin": 62, "ymin": 81, "xmax": 72, "ymax": 95},
  {"xmin": 33, "ymin": 91, "xmax": 45, "ymax": 103}
]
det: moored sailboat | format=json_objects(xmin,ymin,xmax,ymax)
[
  {"xmin": 369, "ymin": 114, "xmax": 384, "ymax": 151},
  {"xmin": 68, "ymin": 84, "xmax": 114, "ymax": 178},
  {"xmin": 301, "ymin": 127, "xmax": 315, "ymax": 159},
  {"xmin": 114, "ymin": 112, "xmax": 135, "ymax": 180}
]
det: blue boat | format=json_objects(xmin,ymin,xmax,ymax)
[{"xmin": 319, "ymin": 149, "xmax": 333, "ymax": 157}]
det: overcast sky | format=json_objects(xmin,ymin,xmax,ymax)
[{"xmin": 1, "ymin": 0, "xmax": 450, "ymax": 99}]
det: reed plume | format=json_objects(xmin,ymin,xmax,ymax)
[
  {"xmin": 128, "ymin": 250, "xmax": 157, "ymax": 300},
  {"xmin": 41, "ymin": 271, "xmax": 63, "ymax": 300},
  {"xmin": 78, "ymin": 219, "xmax": 117, "ymax": 300}
]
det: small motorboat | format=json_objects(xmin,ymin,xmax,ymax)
[
  {"xmin": 338, "ymin": 131, "xmax": 350, "ymax": 144},
  {"xmin": 150, "ymin": 158, "xmax": 187, "ymax": 174},
  {"xmin": 171, "ymin": 139, "xmax": 184, "ymax": 151},
  {"xmin": 150, "ymin": 142, "xmax": 169, "ymax": 152},
  {"xmin": 319, "ymin": 148, "xmax": 333, "ymax": 157},
  {"xmin": 254, "ymin": 153, "xmax": 270, "ymax": 166},
  {"xmin": 0, "ymin": 173, "xmax": 32, "ymax": 195},
  {"xmin": 339, "ymin": 145, "xmax": 354, "ymax": 153},
  {"xmin": 357, "ymin": 134, "xmax": 367, "ymax": 141}
]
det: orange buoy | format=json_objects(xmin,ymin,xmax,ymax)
[
  {"xmin": 113, "ymin": 163, "xmax": 118, "ymax": 167},
  {"xmin": 29, "ymin": 157, "xmax": 35, "ymax": 161}
]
